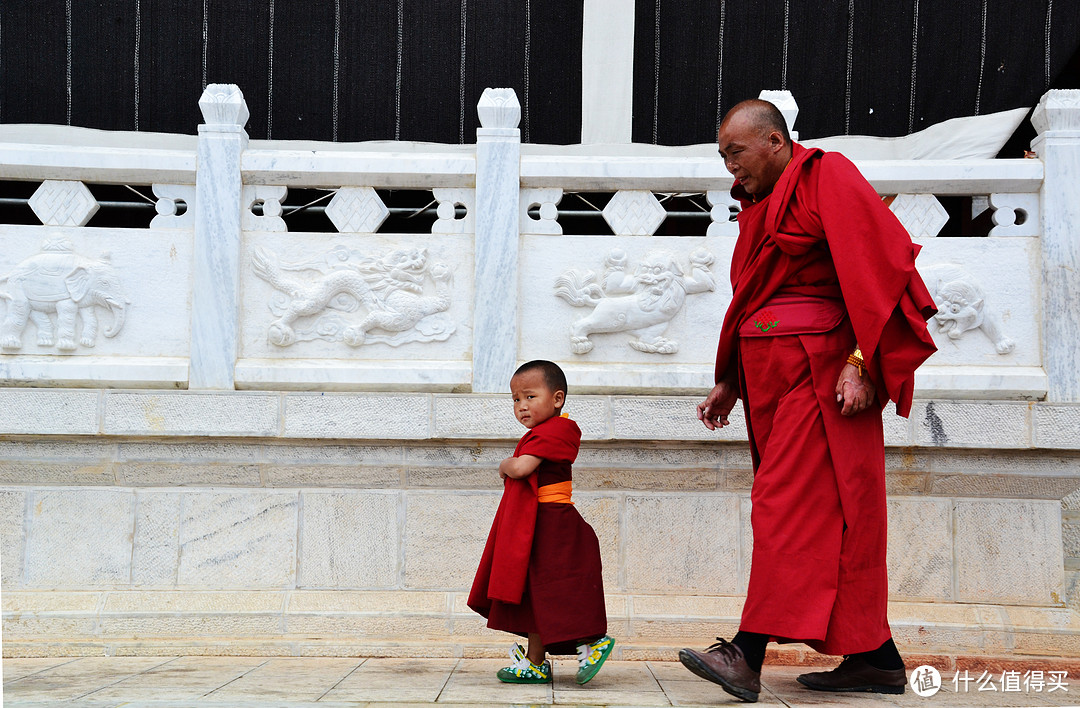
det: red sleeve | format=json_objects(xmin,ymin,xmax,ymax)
[
  {"xmin": 812, "ymin": 153, "xmax": 937, "ymax": 416},
  {"xmin": 516, "ymin": 417, "xmax": 581, "ymax": 463}
]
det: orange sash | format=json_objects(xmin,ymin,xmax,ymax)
[{"xmin": 537, "ymin": 480, "xmax": 573, "ymax": 504}]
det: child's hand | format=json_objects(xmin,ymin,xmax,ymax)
[{"xmin": 498, "ymin": 456, "xmax": 514, "ymax": 480}]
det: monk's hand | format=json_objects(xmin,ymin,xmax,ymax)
[
  {"xmin": 697, "ymin": 381, "xmax": 738, "ymax": 430},
  {"xmin": 835, "ymin": 363, "xmax": 876, "ymax": 416}
]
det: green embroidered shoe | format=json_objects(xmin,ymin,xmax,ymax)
[
  {"xmin": 497, "ymin": 654, "xmax": 552, "ymax": 684},
  {"xmin": 576, "ymin": 634, "xmax": 615, "ymax": 685}
]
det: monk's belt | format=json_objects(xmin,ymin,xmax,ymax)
[
  {"xmin": 740, "ymin": 295, "xmax": 846, "ymax": 337},
  {"xmin": 537, "ymin": 480, "xmax": 573, "ymax": 504}
]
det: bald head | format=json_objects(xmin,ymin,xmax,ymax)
[
  {"xmin": 717, "ymin": 99, "xmax": 793, "ymax": 195},
  {"xmin": 720, "ymin": 99, "xmax": 792, "ymax": 144}
]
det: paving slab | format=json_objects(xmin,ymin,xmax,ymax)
[
  {"xmin": 318, "ymin": 657, "xmax": 458, "ymax": 703},
  {"xmin": 203, "ymin": 656, "xmax": 364, "ymax": 701},
  {"xmin": 2, "ymin": 657, "xmax": 82, "ymax": 684},
  {"xmin": 3, "ymin": 656, "xmax": 176, "ymax": 703},
  {"xmin": 73, "ymin": 656, "xmax": 267, "ymax": 702}
]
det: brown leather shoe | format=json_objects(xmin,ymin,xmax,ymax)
[
  {"xmin": 797, "ymin": 655, "xmax": 906, "ymax": 694},
  {"xmin": 679, "ymin": 638, "xmax": 761, "ymax": 703}
]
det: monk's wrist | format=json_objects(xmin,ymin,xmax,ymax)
[{"xmin": 846, "ymin": 347, "xmax": 865, "ymax": 377}]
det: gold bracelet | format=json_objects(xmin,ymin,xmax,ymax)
[{"xmin": 846, "ymin": 347, "xmax": 864, "ymax": 376}]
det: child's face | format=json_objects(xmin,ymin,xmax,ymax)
[{"xmin": 510, "ymin": 370, "xmax": 565, "ymax": 428}]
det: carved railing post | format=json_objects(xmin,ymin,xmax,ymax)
[
  {"xmin": 191, "ymin": 84, "xmax": 249, "ymax": 389},
  {"xmin": 472, "ymin": 88, "xmax": 522, "ymax": 393},
  {"xmin": 758, "ymin": 90, "xmax": 799, "ymax": 141},
  {"xmin": 1031, "ymin": 90, "xmax": 1080, "ymax": 402}
]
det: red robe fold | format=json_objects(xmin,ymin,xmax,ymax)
[
  {"xmin": 715, "ymin": 143, "xmax": 936, "ymax": 655},
  {"xmin": 468, "ymin": 416, "xmax": 606, "ymax": 653}
]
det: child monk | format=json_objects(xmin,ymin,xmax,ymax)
[{"xmin": 468, "ymin": 359, "xmax": 613, "ymax": 685}]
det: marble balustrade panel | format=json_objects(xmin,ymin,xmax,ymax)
[
  {"xmin": 0, "ymin": 225, "xmax": 193, "ymax": 380},
  {"xmin": 914, "ymin": 235, "xmax": 1040, "ymax": 366},
  {"xmin": 520, "ymin": 233, "xmax": 734, "ymax": 392},
  {"xmin": 236, "ymin": 231, "xmax": 474, "ymax": 390}
]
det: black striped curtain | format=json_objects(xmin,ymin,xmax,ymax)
[
  {"xmin": 633, "ymin": 0, "xmax": 1080, "ymax": 144},
  {"xmin": 0, "ymin": 0, "xmax": 583, "ymax": 144},
  {"xmin": 1, "ymin": 1, "xmax": 1078, "ymax": 145}
]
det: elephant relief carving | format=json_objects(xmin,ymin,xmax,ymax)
[
  {"xmin": 0, "ymin": 239, "xmax": 129, "ymax": 351},
  {"xmin": 554, "ymin": 248, "xmax": 716, "ymax": 355},
  {"xmin": 251, "ymin": 245, "xmax": 455, "ymax": 347},
  {"xmin": 921, "ymin": 263, "xmax": 1015, "ymax": 354}
]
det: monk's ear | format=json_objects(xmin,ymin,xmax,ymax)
[
  {"xmin": 553, "ymin": 390, "xmax": 565, "ymax": 408},
  {"xmin": 767, "ymin": 130, "xmax": 785, "ymax": 153}
]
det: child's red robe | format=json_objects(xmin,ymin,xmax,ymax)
[{"xmin": 468, "ymin": 415, "xmax": 607, "ymax": 654}]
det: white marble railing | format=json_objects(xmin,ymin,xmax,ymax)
[{"xmin": 1, "ymin": 85, "xmax": 1077, "ymax": 402}]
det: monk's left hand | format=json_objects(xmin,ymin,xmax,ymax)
[{"xmin": 835, "ymin": 363, "xmax": 876, "ymax": 416}]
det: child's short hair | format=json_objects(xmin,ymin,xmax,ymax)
[{"xmin": 514, "ymin": 360, "xmax": 568, "ymax": 398}]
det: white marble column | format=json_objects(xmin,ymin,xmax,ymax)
[
  {"xmin": 1031, "ymin": 90, "xmax": 1080, "ymax": 402},
  {"xmin": 190, "ymin": 84, "xmax": 249, "ymax": 390},
  {"xmin": 473, "ymin": 89, "xmax": 521, "ymax": 393},
  {"xmin": 581, "ymin": 0, "xmax": 635, "ymax": 144}
]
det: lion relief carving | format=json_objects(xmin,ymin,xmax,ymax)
[
  {"xmin": 921, "ymin": 263, "xmax": 1014, "ymax": 354},
  {"xmin": 251, "ymin": 245, "xmax": 454, "ymax": 347},
  {"xmin": 554, "ymin": 248, "xmax": 716, "ymax": 355}
]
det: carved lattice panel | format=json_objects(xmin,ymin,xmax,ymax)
[
  {"xmin": 520, "ymin": 188, "xmax": 562, "ymax": 235},
  {"xmin": 151, "ymin": 184, "xmax": 196, "ymax": 230},
  {"xmin": 888, "ymin": 193, "xmax": 949, "ymax": 238},
  {"xmin": 706, "ymin": 190, "xmax": 740, "ymax": 236},
  {"xmin": 602, "ymin": 190, "xmax": 666, "ymax": 236},
  {"xmin": 28, "ymin": 180, "xmax": 100, "ymax": 226},
  {"xmin": 326, "ymin": 187, "xmax": 390, "ymax": 234},
  {"xmin": 432, "ymin": 188, "xmax": 475, "ymax": 235},
  {"xmin": 989, "ymin": 193, "xmax": 1040, "ymax": 237},
  {"xmin": 242, "ymin": 186, "xmax": 288, "ymax": 232}
]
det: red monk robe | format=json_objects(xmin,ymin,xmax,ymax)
[
  {"xmin": 468, "ymin": 415, "xmax": 607, "ymax": 655},
  {"xmin": 715, "ymin": 143, "xmax": 937, "ymax": 655}
]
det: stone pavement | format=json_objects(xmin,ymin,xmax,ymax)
[{"xmin": 3, "ymin": 656, "xmax": 1079, "ymax": 708}]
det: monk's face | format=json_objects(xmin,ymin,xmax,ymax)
[
  {"xmin": 717, "ymin": 112, "xmax": 788, "ymax": 196},
  {"xmin": 510, "ymin": 369, "xmax": 564, "ymax": 429}
]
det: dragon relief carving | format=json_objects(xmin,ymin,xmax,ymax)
[
  {"xmin": 554, "ymin": 248, "xmax": 716, "ymax": 355},
  {"xmin": 0, "ymin": 239, "xmax": 129, "ymax": 351},
  {"xmin": 251, "ymin": 245, "xmax": 455, "ymax": 347},
  {"xmin": 921, "ymin": 263, "xmax": 1015, "ymax": 354}
]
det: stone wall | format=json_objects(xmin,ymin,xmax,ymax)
[{"xmin": 1, "ymin": 390, "xmax": 1078, "ymax": 661}]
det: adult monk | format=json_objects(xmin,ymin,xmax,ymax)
[{"xmin": 677, "ymin": 100, "xmax": 937, "ymax": 703}]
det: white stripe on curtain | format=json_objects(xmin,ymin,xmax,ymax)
[
  {"xmin": 66, "ymin": 0, "xmax": 72, "ymax": 125},
  {"xmin": 782, "ymin": 0, "xmax": 789, "ymax": 90},
  {"xmin": 267, "ymin": 0, "xmax": 275, "ymax": 138},
  {"xmin": 134, "ymin": 0, "xmax": 141, "ymax": 130},
  {"xmin": 459, "ymin": 0, "xmax": 467, "ymax": 143},
  {"xmin": 201, "ymin": 0, "xmax": 208, "ymax": 89},
  {"xmin": 652, "ymin": 0, "xmax": 660, "ymax": 144},
  {"xmin": 715, "ymin": 0, "xmax": 725, "ymax": 133},
  {"xmin": 1045, "ymin": 0, "xmax": 1054, "ymax": 88},
  {"xmin": 844, "ymin": 0, "xmax": 854, "ymax": 134},
  {"xmin": 333, "ymin": 0, "xmax": 340, "ymax": 141},
  {"xmin": 395, "ymin": 0, "xmax": 403, "ymax": 140},
  {"xmin": 909, "ymin": 0, "xmax": 920, "ymax": 133},
  {"xmin": 976, "ymin": 0, "xmax": 987, "ymax": 115},
  {"xmin": 523, "ymin": 0, "xmax": 531, "ymax": 142}
]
